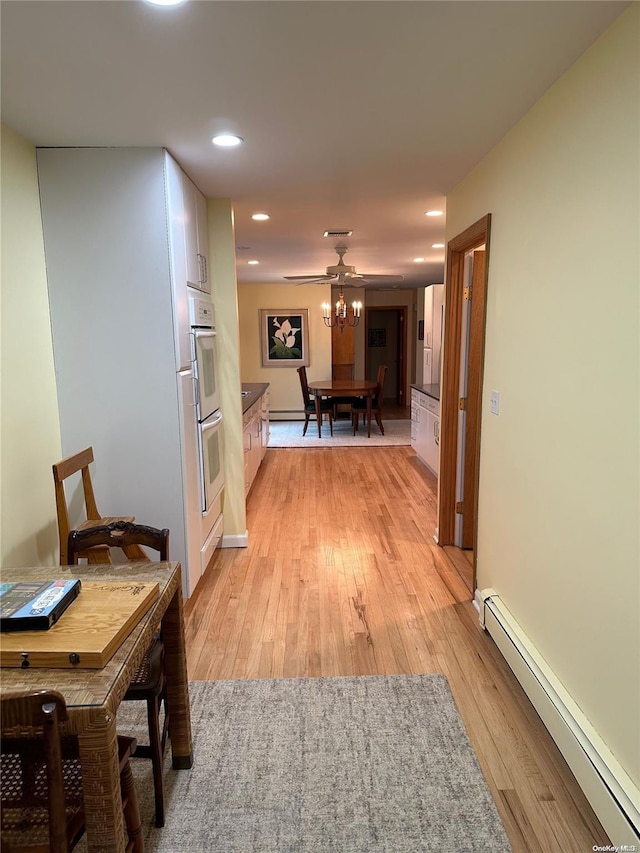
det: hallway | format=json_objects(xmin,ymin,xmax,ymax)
[{"xmin": 184, "ymin": 446, "xmax": 608, "ymax": 851}]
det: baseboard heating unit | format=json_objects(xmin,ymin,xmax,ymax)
[{"xmin": 478, "ymin": 589, "xmax": 639, "ymax": 847}]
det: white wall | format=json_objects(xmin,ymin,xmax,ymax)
[
  {"xmin": 446, "ymin": 5, "xmax": 639, "ymax": 789},
  {"xmin": 238, "ymin": 282, "xmax": 332, "ymax": 419},
  {"xmin": 0, "ymin": 124, "xmax": 62, "ymax": 565}
]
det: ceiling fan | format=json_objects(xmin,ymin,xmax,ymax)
[{"xmin": 284, "ymin": 247, "xmax": 404, "ymax": 287}]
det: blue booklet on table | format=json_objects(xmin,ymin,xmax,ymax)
[{"xmin": 0, "ymin": 579, "xmax": 82, "ymax": 632}]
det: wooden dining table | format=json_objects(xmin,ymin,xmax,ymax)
[
  {"xmin": 308, "ymin": 378, "xmax": 377, "ymax": 437},
  {"xmin": 0, "ymin": 561, "xmax": 192, "ymax": 853}
]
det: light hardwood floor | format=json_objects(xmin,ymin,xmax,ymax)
[{"xmin": 184, "ymin": 445, "xmax": 610, "ymax": 852}]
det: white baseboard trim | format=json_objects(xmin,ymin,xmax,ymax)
[
  {"xmin": 472, "ymin": 587, "xmax": 482, "ymax": 614},
  {"xmin": 479, "ymin": 589, "xmax": 639, "ymax": 846},
  {"xmin": 220, "ymin": 531, "xmax": 248, "ymax": 548}
]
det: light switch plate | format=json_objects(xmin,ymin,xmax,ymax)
[{"xmin": 490, "ymin": 390, "xmax": 500, "ymax": 415}]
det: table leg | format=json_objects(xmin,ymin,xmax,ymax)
[
  {"xmin": 162, "ymin": 578, "xmax": 193, "ymax": 769},
  {"xmin": 314, "ymin": 395, "xmax": 322, "ymax": 438},
  {"xmin": 78, "ymin": 712, "xmax": 126, "ymax": 853},
  {"xmin": 367, "ymin": 393, "xmax": 372, "ymax": 438}
]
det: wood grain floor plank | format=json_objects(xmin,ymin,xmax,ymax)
[{"xmin": 185, "ymin": 446, "xmax": 611, "ymax": 852}]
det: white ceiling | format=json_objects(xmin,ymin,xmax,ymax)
[{"xmin": 1, "ymin": 0, "xmax": 628, "ymax": 289}]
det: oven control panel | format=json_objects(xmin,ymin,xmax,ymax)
[{"xmin": 189, "ymin": 296, "xmax": 215, "ymax": 328}]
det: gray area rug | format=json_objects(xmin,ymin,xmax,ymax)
[
  {"xmin": 112, "ymin": 676, "xmax": 511, "ymax": 852},
  {"xmin": 268, "ymin": 419, "xmax": 411, "ymax": 447}
]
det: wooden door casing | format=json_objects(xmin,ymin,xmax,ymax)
[
  {"xmin": 461, "ymin": 250, "xmax": 486, "ymax": 549},
  {"xmin": 438, "ymin": 214, "xmax": 491, "ymax": 592}
]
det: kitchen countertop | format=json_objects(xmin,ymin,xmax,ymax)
[
  {"xmin": 241, "ymin": 382, "xmax": 270, "ymax": 414},
  {"xmin": 411, "ymin": 383, "xmax": 440, "ymax": 401}
]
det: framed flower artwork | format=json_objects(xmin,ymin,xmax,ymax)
[{"xmin": 260, "ymin": 309, "xmax": 310, "ymax": 367}]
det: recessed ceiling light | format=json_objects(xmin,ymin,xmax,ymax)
[
  {"xmin": 251, "ymin": 213, "xmax": 270, "ymax": 221},
  {"xmin": 144, "ymin": 0, "xmax": 187, "ymax": 6},
  {"xmin": 425, "ymin": 210, "xmax": 443, "ymax": 217},
  {"xmin": 212, "ymin": 134, "xmax": 244, "ymax": 147},
  {"xmin": 247, "ymin": 260, "xmax": 260, "ymax": 265},
  {"xmin": 413, "ymin": 257, "xmax": 425, "ymax": 263},
  {"xmin": 432, "ymin": 243, "xmax": 445, "ymax": 249}
]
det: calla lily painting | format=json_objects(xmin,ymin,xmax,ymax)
[{"xmin": 260, "ymin": 309, "xmax": 309, "ymax": 367}]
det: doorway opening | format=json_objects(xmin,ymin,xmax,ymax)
[
  {"xmin": 364, "ymin": 306, "xmax": 407, "ymax": 407},
  {"xmin": 437, "ymin": 215, "xmax": 491, "ymax": 593}
]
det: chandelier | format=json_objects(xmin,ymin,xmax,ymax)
[{"xmin": 322, "ymin": 285, "xmax": 362, "ymax": 333}]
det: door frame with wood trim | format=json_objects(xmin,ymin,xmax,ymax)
[{"xmin": 437, "ymin": 214, "xmax": 491, "ymax": 591}]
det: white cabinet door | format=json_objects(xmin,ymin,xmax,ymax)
[
  {"xmin": 243, "ymin": 420, "xmax": 252, "ymax": 495},
  {"xmin": 195, "ymin": 188, "xmax": 209, "ymax": 293},
  {"xmin": 425, "ymin": 412, "xmax": 440, "ymax": 474},
  {"xmin": 423, "ymin": 347, "xmax": 433, "ymax": 385},
  {"xmin": 423, "ymin": 284, "xmax": 445, "ymax": 385},
  {"xmin": 164, "ymin": 153, "xmax": 191, "ymax": 370},
  {"xmin": 183, "ymin": 174, "xmax": 209, "ymax": 292},
  {"xmin": 260, "ymin": 393, "xmax": 270, "ymax": 459},
  {"xmin": 182, "ymin": 175, "xmax": 200, "ymax": 290},
  {"xmin": 416, "ymin": 399, "xmax": 429, "ymax": 463},
  {"xmin": 424, "ymin": 286, "xmax": 434, "ymax": 348}
]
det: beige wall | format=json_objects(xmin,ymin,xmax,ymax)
[
  {"xmin": 238, "ymin": 282, "xmax": 332, "ymax": 419},
  {"xmin": 207, "ymin": 199, "xmax": 246, "ymax": 539},
  {"xmin": 446, "ymin": 6, "xmax": 639, "ymax": 788},
  {"xmin": 0, "ymin": 125, "xmax": 62, "ymax": 565}
]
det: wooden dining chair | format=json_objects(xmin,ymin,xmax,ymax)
[
  {"xmin": 331, "ymin": 363, "xmax": 357, "ymax": 419},
  {"xmin": 68, "ymin": 521, "xmax": 170, "ymax": 828},
  {"xmin": 352, "ymin": 364, "xmax": 388, "ymax": 435},
  {"xmin": 52, "ymin": 446, "xmax": 146, "ymax": 565},
  {"xmin": 297, "ymin": 366, "xmax": 334, "ymax": 437},
  {"xmin": 0, "ymin": 689, "xmax": 142, "ymax": 853}
]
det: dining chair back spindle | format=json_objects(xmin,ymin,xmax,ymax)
[
  {"xmin": 52, "ymin": 447, "xmax": 146, "ymax": 565},
  {"xmin": 0, "ymin": 689, "xmax": 142, "ymax": 853},
  {"xmin": 297, "ymin": 366, "xmax": 334, "ymax": 437},
  {"xmin": 331, "ymin": 363, "xmax": 357, "ymax": 418},
  {"xmin": 352, "ymin": 364, "xmax": 388, "ymax": 435},
  {"xmin": 68, "ymin": 520, "xmax": 171, "ymax": 828}
]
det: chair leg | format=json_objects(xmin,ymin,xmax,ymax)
[
  {"xmin": 147, "ymin": 694, "xmax": 165, "ymax": 828},
  {"xmin": 120, "ymin": 759, "xmax": 144, "ymax": 853},
  {"xmin": 302, "ymin": 413, "xmax": 309, "ymax": 436},
  {"xmin": 376, "ymin": 411, "xmax": 384, "ymax": 435},
  {"xmin": 328, "ymin": 410, "xmax": 333, "ymax": 436}
]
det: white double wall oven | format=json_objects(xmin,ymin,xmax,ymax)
[{"xmin": 189, "ymin": 296, "xmax": 224, "ymax": 517}]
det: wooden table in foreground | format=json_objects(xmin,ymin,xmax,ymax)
[
  {"xmin": 308, "ymin": 378, "xmax": 377, "ymax": 437},
  {"xmin": 0, "ymin": 562, "xmax": 192, "ymax": 853}
]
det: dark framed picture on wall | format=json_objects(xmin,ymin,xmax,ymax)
[{"xmin": 260, "ymin": 309, "xmax": 310, "ymax": 367}]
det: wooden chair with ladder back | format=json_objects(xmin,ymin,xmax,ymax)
[
  {"xmin": 0, "ymin": 689, "xmax": 142, "ymax": 853},
  {"xmin": 297, "ymin": 366, "xmax": 333, "ymax": 437},
  {"xmin": 331, "ymin": 362, "xmax": 357, "ymax": 419},
  {"xmin": 68, "ymin": 520, "xmax": 171, "ymax": 828},
  {"xmin": 352, "ymin": 364, "xmax": 388, "ymax": 435},
  {"xmin": 52, "ymin": 446, "xmax": 146, "ymax": 566}
]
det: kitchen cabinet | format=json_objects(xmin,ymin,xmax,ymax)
[
  {"xmin": 411, "ymin": 387, "xmax": 440, "ymax": 476},
  {"xmin": 182, "ymin": 173, "xmax": 210, "ymax": 293},
  {"xmin": 260, "ymin": 391, "xmax": 270, "ymax": 459},
  {"xmin": 423, "ymin": 284, "xmax": 444, "ymax": 384},
  {"xmin": 243, "ymin": 401, "xmax": 263, "ymax": 495},
  {"xmin": 36, "ymin": 146, "xmax": 214, "ymax": 600},
  {"xmin": 242, "ymin": 384, "xmax": 270, "ymax": 495}
]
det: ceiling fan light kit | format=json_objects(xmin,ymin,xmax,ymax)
[
  {"xmin": 284, "ymin": 247, "xmax": 404, "ymax": 287},
  {"xmin": 284, "ymin": 246, "xmax": 403, "ymax": 332}
]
